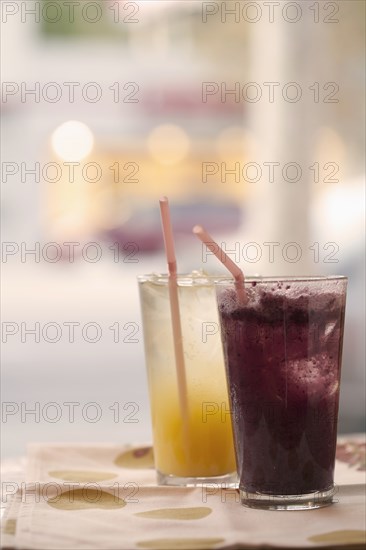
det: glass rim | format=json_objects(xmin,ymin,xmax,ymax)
[
  {"xmin": 215, "ymin": 275, "xmax": 347, "ymax": 285},
  {"xmin": 137, "ymin": 272, "xmax": 230, "ymax": 285},
  {"xmin": 138, "ymin": 273, "xmax": 347, "ymax": 285}
]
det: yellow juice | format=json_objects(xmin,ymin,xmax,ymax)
[
  {"xmin": 151, "ymin": 378, "xmax": 236, "ymax": 477},
  {"xmin": 139, "ymin": 273, "xmax": 237, "ymax": 481}
]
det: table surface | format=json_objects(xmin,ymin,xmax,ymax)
[{"xmin": 1, "ymin": 436, "xmax": 365, "ymax": 550}]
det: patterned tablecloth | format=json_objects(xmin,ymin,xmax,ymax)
[{"xmin": 1, "ymin": 436, "xmax": 365, "ymax": 549}]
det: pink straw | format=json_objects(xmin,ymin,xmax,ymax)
[
  {"xmin": 193, "ymin": 225, "xmax": 247, "ymax": 304},
  {"xmin": 159, "ymin": 197, "xmax": 189, "ymax": 424}
]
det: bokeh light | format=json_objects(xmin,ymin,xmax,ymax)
[
  {"xmin": 51, "ymin": 121, "xmax": 94, "ymax": 162},
  {"xmin": 147, "ymin": 124, "xmax": 190, "ymax": 165}
]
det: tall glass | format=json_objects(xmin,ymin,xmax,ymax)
[
  {"xmin": 216, "ymin": 276, "xmax": 347, "ymax": 510},
  {"xmin": 138, "ymin": 272, "xmax": 236, "ymax": 486}
]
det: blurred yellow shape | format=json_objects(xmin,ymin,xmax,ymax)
[{"xmin": 147, "ymin": 124, "xmax": 190, "ymax": 165}]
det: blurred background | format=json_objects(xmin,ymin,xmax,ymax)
[{"xmin": 1, "ymin": 0, "xmax": 365, "ymax": 457}]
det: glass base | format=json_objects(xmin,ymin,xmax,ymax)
[
  {"xmin": 157, "ymin": 470, "xmax": 238, "ymax": 487},
  {"xmin": 240, "ymin": 486, "xmax": 335, "ymax": 510}
]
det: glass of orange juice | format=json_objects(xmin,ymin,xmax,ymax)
[{"xmin": 138, "ymin": 271, "xmax": 237, "ymax": 486}]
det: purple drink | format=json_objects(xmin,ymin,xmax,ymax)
[{"xmin": 216, "ymin": 276, "xmax": 347, "ymax": 510}]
